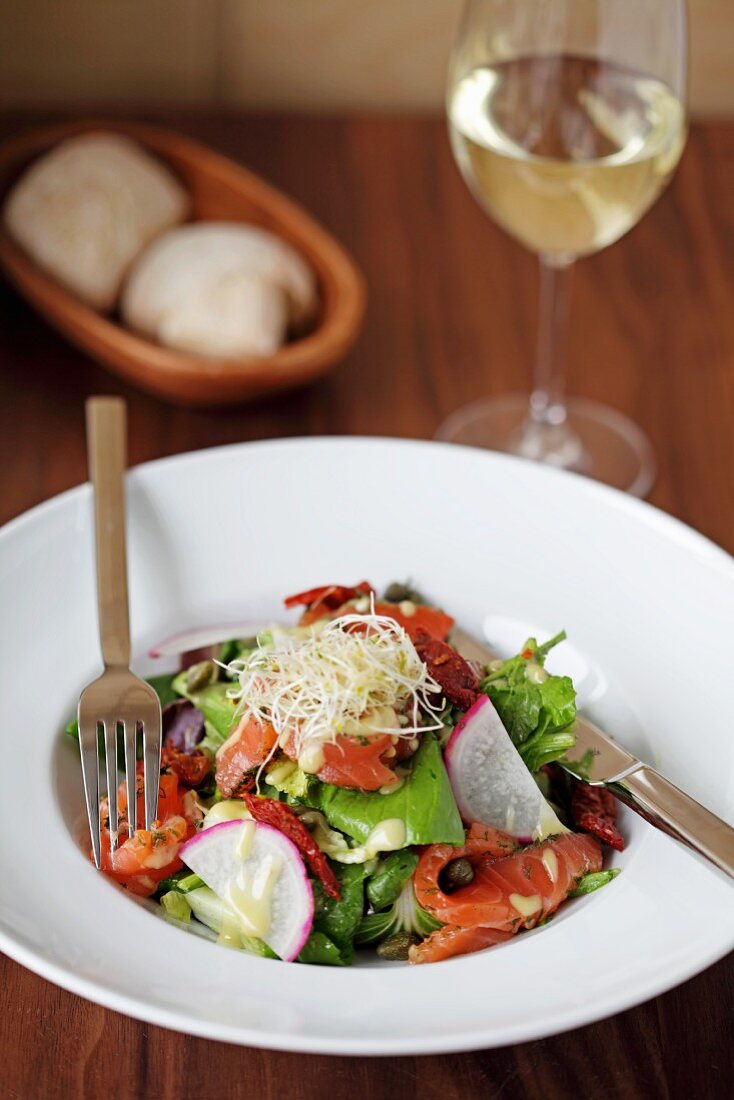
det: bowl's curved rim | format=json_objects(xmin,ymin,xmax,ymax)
[
  {"xmin": 1, "ymin": 436, "xmax": 732, "ymax": 1054},
  {"xmin": 3, "ymin": 435, "xmax": 732, "ymax": 575},
  {"xmin": 0, "ymin": 918, "xmax": 730, "ymax": 1055}
]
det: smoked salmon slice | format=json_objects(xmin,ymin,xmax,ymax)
[
  {"xmin": 410, "ymin": 827, "xmax": 602, "ymax": 963},
  {"xmin": 215, "ymin": 715, "xmax": 278, "ymax": 797},
  {"xmin": 409, "ymin": 925, "xmax": 513, "ymax": 964}
]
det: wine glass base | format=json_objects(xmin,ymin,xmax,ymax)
[{"xmin": 435, "ymin": 393, "xmax": 656, "ymax": 497}]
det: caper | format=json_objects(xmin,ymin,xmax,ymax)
[
  {"xmin": 440, "ymin": 857, "xmax": 474, "ymax": 892},
  {"xmin": 376, "ymin": 931, "xmax": 418, "ymax": 961},
  {"xmin": 384, "ymin": 581, "xmax": 426, "ymax": 604},
  {"xmin": 185, "ymin": 659, "xmax": 219, "ymax": 693},
  {"xmin": 384, "ymin": 582, "xmax": 411, "ymax": 603}
]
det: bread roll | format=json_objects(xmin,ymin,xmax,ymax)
[
  {"xmin": 158, "ymin": 271, "xmax": 288, "ymax": 358},
  {"xmin": 121, "ymin": 222, "xmax": 317, "ymax": 358},
  {"xmin": 3, "ymin": 132, "xmax": 189, "ymax": 310}
]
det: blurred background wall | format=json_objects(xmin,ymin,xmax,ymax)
[{"xmin": 1, "ymin": 0, "xmax": 732, "ymax": 117}]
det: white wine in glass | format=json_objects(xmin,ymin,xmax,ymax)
[{"xmin": 437, "ymin": 2, "xmax": 687, "ymax": 495}]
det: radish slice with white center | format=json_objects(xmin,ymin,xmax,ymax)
[
  {"xmin": 148, "ymin": 623, "xmax": 270, "ymax": 659},
  {"xmin": 180, "ymin": 820, "xmax": 314, "ymax": 961},
  {"xmin": 444, "ymin": 695, "xmax": 568, "ymax": 840}
]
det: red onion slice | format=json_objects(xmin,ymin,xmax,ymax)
[{"xmin": 148, "ymin": 622, "xmax": 271, "ymax": 660}]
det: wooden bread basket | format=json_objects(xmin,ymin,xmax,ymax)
[{"xmin": 0, "ymin": 119, "xmax": 367, "ymax": 406}]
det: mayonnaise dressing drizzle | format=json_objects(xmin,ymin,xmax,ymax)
[
  {"xmin": 225, "ymin": 852, "xmax": 282, "ymax": 939},
  {"xmin": 202, "ymin": 813, "xmax": 283, "ymax": 944},
  {"xmin": 541, "ymin": 848, "xmax": 558, "ymax": 884},
  {"xmin": 202, "ymin": 800, "xmax": 252, "ymax": 829},
  {"xmin": 509, "ymin": 892, "xmax": 543, "ymax": 918},
  {"xmin": 300, "ymin": 812, "xmax": 406, "ymax": 864}
]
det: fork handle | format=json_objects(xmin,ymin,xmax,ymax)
[
  {"xmin": 611, "ymin": 766, "xmax": 734, "ymax": 878},
  {"xmin": 86, "ymin": 397, "xmax": 130, "ymax": 669}
]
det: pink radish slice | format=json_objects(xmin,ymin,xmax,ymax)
[
  {"xmin": 149, "ymin": 623, "xmax": 270, "ymax": 659},
  {"xmin": 180, "ymin": 820, "xmax": 314, "ymax": 961},
  {"xmin": 444, "ymin": 695, "xmax": 568, "ymax": 840}
]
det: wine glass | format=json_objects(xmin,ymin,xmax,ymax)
[{"xmin": 437, "ymin": 0, "xmax": 687, "ymax": 495}]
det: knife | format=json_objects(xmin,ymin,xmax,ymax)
[{"xmin": 449, "ymin": 627, "xmax": 734, "ymax": 879}]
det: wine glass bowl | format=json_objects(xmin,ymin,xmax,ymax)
[
  {"xmin": 437, "ymin": 0, "xmax": 687, "ymax": 495},
  {"xmin": 448, "ymin": 56, "xmax": 685, "ymax": 262}
]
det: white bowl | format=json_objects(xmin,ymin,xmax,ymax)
[{"xmin": 1, "ymin": 437, "xmax": 732, "ymax": 1054}]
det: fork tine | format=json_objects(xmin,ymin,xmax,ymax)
[
  {"xmin": 104, "ymin": 720, "xmax": 119, "ymax": 852},
  {"xmin": 123, "ymin": 719, "xmax": 137, "ymax": 835},
  {"xmin": 143, "ymin": 714, "xmax": 162, "ymax": 829},
  {"xmin": 78, "ymin": 713, "xmax": 101, "ymax": 869}
]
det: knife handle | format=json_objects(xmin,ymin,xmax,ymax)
[{"xmin": 612, "ymin": 767, "xmax": 734, "ymax": 879}]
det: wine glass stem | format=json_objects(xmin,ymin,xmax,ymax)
[{"xmin": 530, "ymin": 254, "xmax": 574, "ymax": 427}]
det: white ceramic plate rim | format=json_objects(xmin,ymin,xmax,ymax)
[
  {"xmin": 1, "ymin": 436, "xmax": 732, "ymax": 1055},
  {"xmin": 3, "ymin": 436, "xmax": 733, "ymax": 576},
  {"xmin": 2, "ymin": 915, "xmax": 730, "ymax": 1055}
]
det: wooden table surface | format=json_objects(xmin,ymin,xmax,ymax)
[{"xmin": 1, "ymin": 111, "xmax": 732, "ymax": 1099}]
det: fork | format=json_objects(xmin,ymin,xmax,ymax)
[{"xmin": 78, "ymin": 397, "xmax": 161, "ymax": 868}]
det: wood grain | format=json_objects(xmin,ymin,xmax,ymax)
[{"xmin": 0, "ymin": 111, "xmax": 732, "ymax": 1099}]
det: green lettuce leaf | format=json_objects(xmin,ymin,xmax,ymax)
[
  {"xmin": 312, "ymin": 862, "xmax": 369, "ymax": 953},
  {"xmin": 297, "ymin": 931, "xmax": 349, "ymax": 966},
  {"xmin": 366, "ymin": 850, "xmax": 419, "ymax": 911},
  {"xmin": 356, "ymin": 879, "xmax": 441, "ymax": 944},
  {"xmin": 295, "ymin": 862, "xmax": 371, "ymax": 965},
  {"xmin": 294, "ymin": 932, "xmax": 347, "ymax": 968},
  {"xmin": 561, "ymin": 748, "xmax": 596, "ymax": 782},
  {"xmin": 160, "ymin": 890, "xmax": 191, "ymax": 923},
  {"xmin": 267, "ymin": 765, "xmax": 312, "ymax": 801},
  {"xmin": 308, "ymin": 734, "xmax": 464, "ymax": 846},
  {"xmin": 479, "ymin": 634, "xmax": 577, "ymax": 772},
  {"xmin": 156, "ymin": 871, "xmax": 204, "ymax": 895},
  {"xmin": 569, "ymin": 868, "xmax": 621, "ymax": 897}
]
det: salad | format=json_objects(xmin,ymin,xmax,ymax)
[{"xmin": 67, "ymin": 581, "xmax": 623, "ymax": 965}]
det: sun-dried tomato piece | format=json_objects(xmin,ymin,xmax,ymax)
[
  {"xmin": 239, "ymin": 794, "xmax": 341, "ymax": 900},
  {"xmin": 413, "ymin": 629, "xmax": 480, "ymax": 711},
  {"xmin": 284, "ymin": 581, "xmax": 373, "ymax": 611},
  {"xmin": 570, "ymin": 779, "xmax": 625, "ymax": 851},
  {"xmin": 161, "ymin": 745, "xmax": 212, "ymax": 788}
]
